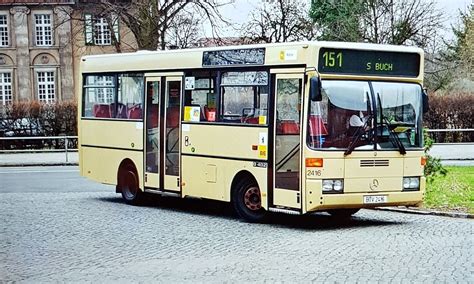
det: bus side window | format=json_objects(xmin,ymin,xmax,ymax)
[
  {"xmin": 83, "ymin": 75, "xmax": 115, "ymax": 118},
  {"xmin": 219, "ymin": 71, "xmax": 268, "ymax": 124},
  {"xmin": 83, "ymin": 74, "xmax": 144, "ymax": 120},
  {"xmin": 183, "ymin": 76, "xmax": 215, "ymax": 122},
  {"xmin": 118, "ymin": 74, "xmax": 144, "ymax": 119}
]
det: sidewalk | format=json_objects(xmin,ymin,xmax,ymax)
[
  {"xmin": 0, "ymin": 152, "xmax": 78, "ymax": 167},
  {"xmin": 1, "ymin": 145, "xmax": 472, "ymax": 167}
]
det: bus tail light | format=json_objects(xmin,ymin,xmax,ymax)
[
  {"xmin": 421, "ymin": 156, "xmax": 427, "ymax": 166},
  {"xmin": 306, "ymin": 158, "xmax": 323, "ymax": 167}
]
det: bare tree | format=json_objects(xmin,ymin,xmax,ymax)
[
  {"xmin": 242, "ymin": 0, "xmax": 317, "ymax": 43},
  {"xmin": 55, "ymin": 2, "xmax": 137, "ymax": 54},
  {"xmin": 166, "ymin": 10, "xmax": 202, "ymax": 49},
  {"xmin": 94, "ymin": 0, "xmax": 231, "ymax": 50},
  {"xmin": 361, "ymin": 0, "xmax": 445, "ymax": 48}
]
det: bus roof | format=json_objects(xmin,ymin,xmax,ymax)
[{"xmin": 80, "ymin": 41, "xmax": 424, "ymax": 74}]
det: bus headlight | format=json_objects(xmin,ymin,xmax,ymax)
[
  {"xmin": 322, "ymin": 179, "xmax": 344, "ymax": 193},
  {"xmin": 403, "ymin": 177, "xmax": 420, "ymax": 191}
]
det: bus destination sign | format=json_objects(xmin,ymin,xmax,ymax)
[
  {"xmin": 203, "ymin": 48, "xmax": 265, "ymax": 67},
  {"xmin": 318, "ymin": 48, "xmax": 420, "ymax": 77}
]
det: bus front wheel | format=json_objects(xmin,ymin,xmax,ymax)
[
  {"xmin": 327, "ymin": 208, "xmax": 360, "ymax": 218},
  {"xmin": 118, "ymin": 164, "xmax": 143, "ymax": 205},
  {"xmin": 232, "ymin": 179, "xmax": 267, "ymax": 223}
]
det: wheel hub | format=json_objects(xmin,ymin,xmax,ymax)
[
  {"xmin": 244, "ymin": 186, "xmax": 261, "ymax": 211},
  {"xmin": 123, "ymin": 171, "xmax": 137, "ymax": 198}
]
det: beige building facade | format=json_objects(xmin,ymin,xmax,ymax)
[{"xmin": 0, "ymin": 0, "xmax": 137, "ymax": 106}]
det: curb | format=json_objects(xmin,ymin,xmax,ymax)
[
  {"xmin": 0, "ymin": 163, "xmax": 78, "ymax": 167},
  {"xmin": 374, "ymin": 206, "xmax": 474, "ymax": 219}
]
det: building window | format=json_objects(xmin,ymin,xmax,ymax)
[
  {"xmin": 84, "ymin": 14, "xmax": 119, "ymax": 46},
  {"xmin": 94, "ymin": 75, "xmax": 114, "ymax": 103},
  {"xmin": 37, "ymin": 71, "xmax": 55, "ymax": 103},
  {"xmin": 0, "ymin": 15, "xmax": 8, "ymax": 47},
  {"xmin": 94, "ymin": 17, "xmax": 111, "ymax": 45},
  {"xmin": 35, "ymin": 14, "xmax": 53, "ymax": 46},
  {"xmin": 0, "ymin": 72, "xmax": 12, "ymax": 105}
]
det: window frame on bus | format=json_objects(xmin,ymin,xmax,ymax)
[
  {"xmin": 82, "ymin": 72, "xmax": 145, "ymax": 121},
  {"xmin": 182, "ymin": 67, "xmax": 271, "ymax": 127}
]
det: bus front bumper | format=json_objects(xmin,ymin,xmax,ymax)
[{"xmin": 306, "ymin": 190, "xmax": 424, "ymax": 213}]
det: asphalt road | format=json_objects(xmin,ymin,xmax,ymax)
[{"xmin": 1, "ymin": 166, "xmax": 473, "ymax": 283}]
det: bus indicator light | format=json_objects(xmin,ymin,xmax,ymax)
[
  {"xmin": 306, "ymin": 158, "xmax": 323, "ymax": 168},
  {"xmin": 421, "ymin": 156, "xmax": 427, "ymax": 166}
]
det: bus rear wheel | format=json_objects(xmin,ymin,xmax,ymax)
[
  {"xmin": 119, "ymin": 164, "xmax": 143, "ymax": 205},
  {"xmin": 232, "ymin": 179, "xmax": 267, "ymax": 223},
  {"xmin": 327, "ymin": 208, "xmax": 360, "ymax": 218}
]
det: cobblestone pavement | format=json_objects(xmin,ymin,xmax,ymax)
[{"xmin": 1, "ymin": 167, "xmax": 473, "ymax": 283}]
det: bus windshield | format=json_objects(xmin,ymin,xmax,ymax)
[{"xmin": 308, "ymin": 80, "xmax": 423, "ymax": 150}]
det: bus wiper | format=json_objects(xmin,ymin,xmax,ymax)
[
  {"xmin": 380, "ymin": 118, "xmax": 406, "ymax": 155},
  {"xmin": 344, "ymin": 114, "xmax": 373, "ymax": 156},
  {"xmin": 345, "ymin": 92, "xmax": 373, "ymax": 156},
  {"xmin": 376, "ymin": 93, "xmax": 406, "ymax": 155}
]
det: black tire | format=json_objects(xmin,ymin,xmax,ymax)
[
  {"xmin": 327, "ymin": 208, "xmax": 360, "ymax": 218},
  {"xmin": 118, "ymin": 164, "xmax": 143, "ymax": 205},
  {"xmin": 232, "ymin": 178, "xmax": 267, "ymax": 223}
]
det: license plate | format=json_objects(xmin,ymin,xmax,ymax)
[{"xmin": 363, "ymin": 195, "xmax": 387, "ymax": 204}]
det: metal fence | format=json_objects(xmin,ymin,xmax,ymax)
[
  {"xmin": 0, "ymin": 129, "xmax": 472, "ymax": 153},
  {"xmin": 0, "ymin": 136, "xmax": 78, "ymax": 162},
  {"xmin": 426, "ymin": 129, "xmax": 474, "ymax": 143}
]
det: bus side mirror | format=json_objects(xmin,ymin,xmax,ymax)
[
  {"xmin": 422, "ymin": 89, "xmax": 429, "ymax": 113},
  {"xmin": 310, "ymin": 77, "xmax": 322, "ymax": 101}
]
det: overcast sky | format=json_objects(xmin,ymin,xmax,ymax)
[{"xmin": 205, "ymin": 0, "xmax": 472, "ymax": 40}]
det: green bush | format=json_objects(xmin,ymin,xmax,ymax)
[{"xmin": 423, "ymin": 129, "xmax": 447, "ymax": 180}]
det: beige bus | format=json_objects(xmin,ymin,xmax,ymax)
[{"xmin": 78, "ymin": 41, "xmax": 428, "ymax": 222}]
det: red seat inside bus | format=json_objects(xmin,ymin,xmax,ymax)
[
  {"xmin": 244, "ymin": 117, "xmax": 259, "ymax": 124},
  {"xmin": 167, "ymin": 106, "xmax": 180, "ymax": 127},
  {"xmin": 128, "ymin": 105, "xmax": 143, "ymax": 120},
  {"xmin": 110, "ymin": 103, "xmax": 128, "ymax": 119},
  {"xmin": 308, "ymin": 115, "xmax": 328, "ymax": 136},
  {"xmin": 278, "ymin": 120, "xmax": 299, "ymax": 134},
  {"xmin": 93, "ymin": 104, "xmax": 111, "ymax": 118}
]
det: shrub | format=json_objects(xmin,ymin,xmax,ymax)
[
  {"xmin": 0, "ymin": 101, "xmax": 77, "ymax": 150},
  {"xmin": 424, "ymin": 92, "xmax": 474, "ymax": 142},
  {"xmin": 423, "ymin": 129, "xmax": 447, "ymax": 181}
]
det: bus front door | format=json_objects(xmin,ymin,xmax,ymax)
[
  {"xmin": 145, "ymin": 74, "xmax": 183, "ymax": 192},
  {"xmin": 163, "ymin": 76, "xmax": 182, "ymax": 191},
  {"xmin": 272, "ymin": 72, "xmax": 304, "ymax": 210}
]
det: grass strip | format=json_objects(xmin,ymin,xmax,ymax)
[{"xmin": 425, "ymin": 166, "xmax": 474, "ymax": 214}]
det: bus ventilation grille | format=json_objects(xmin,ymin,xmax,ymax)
[{"xmin": 360, "ymin": 159, "xmax": 390, "ymax": 167}]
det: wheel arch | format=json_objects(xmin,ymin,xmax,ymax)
[
  {"xmin": 230, "ymin": 170, "xmax": 259, "ymax": 200},
  {"xmin": 116, "ymin": 158, "xmax": 140, "ymax": 193}
]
